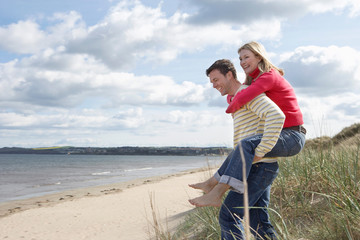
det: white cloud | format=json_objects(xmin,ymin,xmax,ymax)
[
  {"xmin": 279, "ymin": 45, "xmax": 360, "ymax": 95},
  {"xmin": 1, "ymin": 0, "xmax": 360, "ymax": 147},
  {"xmin": 299, "ymin": 92, "xmax": 360, "ymax": 138},
  {"xmin": 1, "ymin": 0, "xmax": 359, "ymax": 70},
  {"xmin": 305, "ymin": 0, "xmax": 360, "ymax": 16},
  {"xmin": 165, "ymin": 110, "xmax": 224, "ymax": 127},
  {"xmin": 63, "ymin": 0, "xmax": 283, "ymax": 69},
  {"xmin": 0, "ymin": 51, "xmax": 210, "ymax": 110},
  {"xmin": 186, "ymin": 0, "xmax": 360, "ymax": 23},
  {"xmin": 0, "ymin": 111, "xmax": 107, "ymax": 130},
  {"xmin": 112, "ymin": 108, "xmax": 146, "ymax": 129},
  {"xmin": 276, "ymin": 45, "xmax": 360, "ymax": 138},
  {"xmin": 0, "ymin": 107, "xmax": 233, "ymax": 147},
  {"xmin": 0, "ymin": 11, "xmax": 86, "ymax": 55},
  {"xmin": 0, "ymin": 20, "xmax": 46, "ymax": 54}
]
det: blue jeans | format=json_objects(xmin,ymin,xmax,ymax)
[
  {"xmin": 215, "ymin": 129, "xmax": 305, "ymax": 239},
  {"xmin": 219, "ymin": 162, "xmax": 279, "ymax": 240},
  {"xmin": 215, "ymin": 129, "xmax": 305, "ymax": 193}
]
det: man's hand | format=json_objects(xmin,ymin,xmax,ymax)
[{"xmin": 253, "ymin": 155, "xmax": 262, "ymax": 163}]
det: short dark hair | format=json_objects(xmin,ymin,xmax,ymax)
[{"xmin": 206, "ymin": 59, "xmax": 237, "ymax": 80}]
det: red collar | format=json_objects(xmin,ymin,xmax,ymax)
[{"xmin": 249, "ymin": 68, "xmax": 260, "ymax": 79}]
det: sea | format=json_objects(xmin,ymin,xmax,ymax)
[{"xmin": 0, "ymin": 154, "xmax": 224, "ymax": 203}]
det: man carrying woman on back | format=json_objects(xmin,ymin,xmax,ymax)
[{"xmin": 189, "ymin": 41, "xmax": 306, "ymax": 240}]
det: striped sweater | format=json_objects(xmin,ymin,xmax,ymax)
[{"xmin": 232, "ymin": 85, "xmax": 285, "ymax": 162}]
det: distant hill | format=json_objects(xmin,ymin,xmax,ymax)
[
  {"xmin": 305, "ymin": 122, "xmax": 360, "ymax": 149},
  {"xmin": 1, "ymin": 123, "xmax": 359, "ymax": 155},
  {"xmin": 0, "ymin": 146, "xmax": 232, "ymax": 156}
]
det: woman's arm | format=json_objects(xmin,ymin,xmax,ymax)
[{"xmin": 226, "ymin": 71, "xmax": 275, "ymax": 113}]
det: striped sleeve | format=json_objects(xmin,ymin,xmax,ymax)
[{"xmin": 247, "ymin": 94, "xmax": 285, "ymax": 157}]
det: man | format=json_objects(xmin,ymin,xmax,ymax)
[{"xmin": 189, "ymin": 59, "xmax": 283, "ymax": 239}]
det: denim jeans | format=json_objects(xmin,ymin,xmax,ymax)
[
  {"xmin": 219, "ymin": 162, "xmax": 279, "ymax": 240},
  {"xmin": 215, "ymin": 129, "xmax": 305, "ymax": 239},
  {"xmin": 215, "ymin": 129, "xmax": 305, "ymax": 193}
]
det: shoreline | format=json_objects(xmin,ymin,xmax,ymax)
[
  {"xmin": 0, "ymin": 166, "xmax": 213, "ymax": 218},
  {"xmin": 0, "ymin": 166, "xmax": 216, "ymax": 239}
]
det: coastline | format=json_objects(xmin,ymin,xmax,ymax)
[{"xmin": 0, "ymin": 166, "xmax": 216, "ymax": 239}]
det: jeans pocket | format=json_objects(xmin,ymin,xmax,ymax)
[
  {"xmin": 264, "ymin": 166, "xmax": 279, "ymax": 175},
  {"xmin": 251, "ymin": 163, "xmax": 279, "ymax": 190},
  {"xmin": 265, "ymin": 163, "xmax": 279, "ymax": 173}
]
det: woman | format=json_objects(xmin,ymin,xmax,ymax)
[
  {"xmin": 228, "ymin": 41, "xmax": 305, "ymax": 134},
  {"xmin": 227, "ymin": 41, "xmax": 306, "ymax": 161}
]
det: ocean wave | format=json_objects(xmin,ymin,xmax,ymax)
[
  {"xmin": 124, "ymin": 167, "xmax": 153, "ymax": 172},
  {"xmin": 91, "ymin": 171, "xmax": 111, "ymax": 176},
  {"xmin": 32, "ymin": 182, "xmax": 62, "ymax": 188}
]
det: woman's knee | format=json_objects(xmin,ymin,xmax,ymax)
[
  {"xmin": 265, "ymin": 131, "xmax": 305, "ymax": 157},
  {"xmin": 239, "ymin": 134, "xmax": 262, "ymax": 150}
]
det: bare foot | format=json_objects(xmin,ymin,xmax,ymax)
[
  {"xmin": 188, "ymin": 176, "xmax": 218, "ymax": 193},
  {"xmin": 188, "ymin": 183, "xmax": 229, "ymax": 207}
]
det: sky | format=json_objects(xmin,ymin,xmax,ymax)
[{"xmin": 0, "ymin": 0, "xmax": 360, "ymax": 148}]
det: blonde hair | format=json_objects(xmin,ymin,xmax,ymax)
[{"xmin": 238, "ymin": 41, "xmax": 284, "ymax": 85}]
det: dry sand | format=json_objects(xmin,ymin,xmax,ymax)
[{"xmin": 0, "ymin": 168, "xmax": 215, "ymax": 240}]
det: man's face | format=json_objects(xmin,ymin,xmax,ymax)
[{"xmin": 209, "ymin": 69, "xmax": 231, "ymax": 96}]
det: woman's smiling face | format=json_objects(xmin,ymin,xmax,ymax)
[{"xmin": 239, "ymin": 49, "xmax": 262, "ymax": 75}]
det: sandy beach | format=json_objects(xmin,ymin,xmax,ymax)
[{"xmin": 0, "ymin": 167, "xmax": 214, "ymax": 240}]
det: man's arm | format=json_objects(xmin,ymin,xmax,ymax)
[{"xmin": 247, "ymin": 94, "xmax": 285, "ymax": 159}]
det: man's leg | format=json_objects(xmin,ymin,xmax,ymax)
[
  {"xmin": 219, "ymin": 191, "xmax": 245, "ymax": 240},
  {"xmin": 250, "ymin": 188, "xmax": 278, "ymax": 240},
  {"xmin": 219, "ymin": 162, "xmax": 279, "ymax": 239}
]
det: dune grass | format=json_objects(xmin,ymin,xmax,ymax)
[
  {"xmin": 270, "ymin": 140, "xmax": 360, "ymax": 240},
  {"xmin": 149, "ymin": 126, "xmax": 360, "ymax": 239}
]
